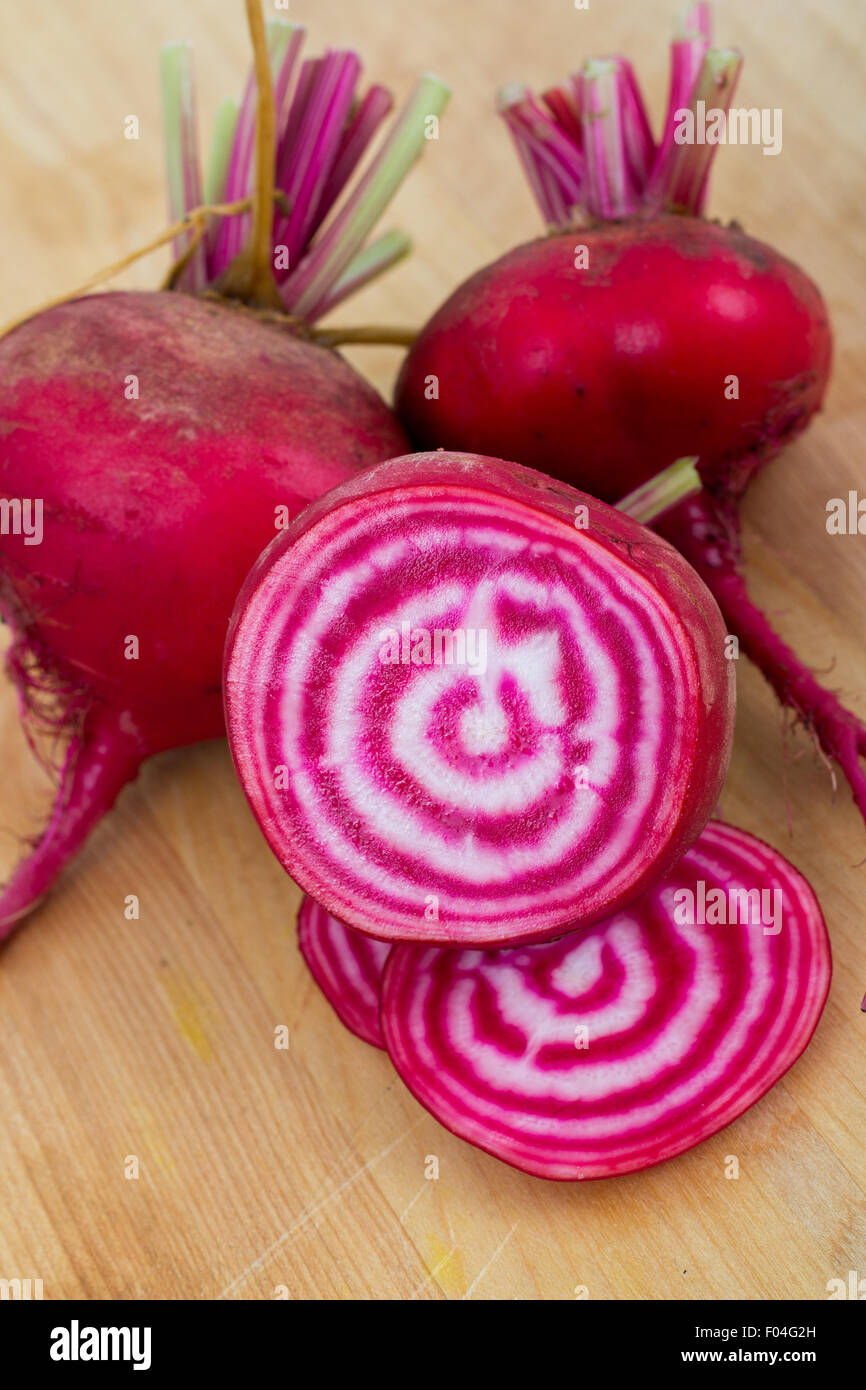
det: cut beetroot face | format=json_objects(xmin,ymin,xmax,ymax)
[
  {"xmin": 381, "ymin": 821, "xmax": 831, "ymax": 1180},
  {"xmin": 297, "ymin": 894, "xmax": 389, "ymax": 1048},
  {"xmin": 225, "ymin": 451, "xmax": 734, "ymax": 946}
]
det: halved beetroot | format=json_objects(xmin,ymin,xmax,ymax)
[{"xmin": 225, "ymin": 451, "xmax": 734, "ymax": 947}]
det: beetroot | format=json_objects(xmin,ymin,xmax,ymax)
[
  {"xmin": 381, "ymin": 820, "xmax": 831, "ymax": 1180},
  {"xmin": 0, "ymin": 294, "xmax": 405, "ymax": 932},
  {"xmin": 393, "ymin": 6, "xmax": 865, "ymax": 821},
  {"xmin": 298, "ymin": 894, "xmax": 389, "ymax": 1048},
  {"xmin": 225, "ymin": 450, "xmax": 734, "ymax": 947},
  {"xmin": 0, "ymin": 12, "xmax": 449, "ymax": 935}
]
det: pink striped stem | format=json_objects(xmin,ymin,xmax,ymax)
[
  {"xmin": 211, "ymin": 20, "xmax": 303, "ymax": 276},
  {"xmin": 313, "ymin": 84, "xmax": 395, "ymax": 232},
  {"xmin": 162, "ymin": 23, "xmax": 446, "ymax": 319},
  {"xmin": 272, "ymin": 51, "xmax": 362, "ymax": 274},
  {"xmin": 541, "ymin": 75, "xmax": 583, "ymax": 150},
  {"xmin": 653, "ymin": 1, "xmax": 713, "ymax": 164},
  {"xmin": 271, "ymin": 21, "xmax": 306, "ymax": 140},
  {"xmin": 499, "ymin": 83, "xmax": 585, "ymax": 229},
  {"xmin": 616, "ymin": 57, "xmax": 657, "ymax": 191},
  {"xmin": 580, "ymin": 59, "xmax": 640, "ymax": 221},
  {"xmin": 498, "ymin": 3, "xmax": 743, "ymax": 227},
  {"xmin": 209, "ymin": 59, "xmax": 259, "ymax": 274},
  {"xmin": 282, "ymin": 74, "xmax": 450, "ymax": 321},
  {"xmin": 649, "ymin": 45, "xmax": 743, "ymax": 215}
]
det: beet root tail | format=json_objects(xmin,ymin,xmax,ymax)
[
  {"xmin": 658, "ymin": 491, "xmax": 866, "ymax": 823},
  {"xmin": 0, "ymin": 706, "xmax": 145, "ymax": 940}
]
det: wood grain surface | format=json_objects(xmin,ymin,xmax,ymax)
[{"xmin": 0, "ymin": 0, "xmax": 864, "ymax": 1301}]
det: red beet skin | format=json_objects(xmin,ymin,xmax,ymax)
[
  {"xmin": 0, "ymin": 290, "xmax": 406, "ymax": 933},
  {"xmin": 395, "ymin": 218, "xmax": 832, "ymax": 505},
  {"xmin": 225, "ymin": 450, "xmax": 735, "ymax": 947},
  {"xmin": 382, "ymin": 820, "xmax": 831, "ymax": 1181}
]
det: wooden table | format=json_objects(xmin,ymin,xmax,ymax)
[{"xmin": 0, "ymin": 0, "xmax": 863, "ymax": 1300}]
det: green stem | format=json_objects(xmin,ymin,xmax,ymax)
[
  {"xmin": 314, "ymin": 229, "xmax": 412, "ymax": 316},
  {"xmin": 203, "ymin": 98, "xmax": 240, "ymax": 205},
  {"xmin": 311, "ymin": 324, "xmax": 417, "ymax": 349},
  {"xmin": 160, "ymin": 42, "xmax": 204, "ymax": 289},
  {"xmin": 616, "ymin": 457, "xmax": 701, "ymax": 525}
]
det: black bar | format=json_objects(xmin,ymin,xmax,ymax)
[{"xmin": 0, "ymin": 1297, "xmax": 859, "ymax": 1376}]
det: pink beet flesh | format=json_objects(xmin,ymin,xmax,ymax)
[
  {"xmin": 298, "ymin": 894, "xmax": 390, "ymax": 1048},
  {"xmin": 225, "ymin": 450, "xmax": 735, "ymax": 947},
  {"xmin": 0, "ymin": 290, "xmax": 407, "ymax": 935},
  {"xmin": 381, "ymin": 820, "xmax": 832, "ymax": 1181}
]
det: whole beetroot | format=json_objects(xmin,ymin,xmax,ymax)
[
  {"xmin": 0, "ymin": 291, "xmax": 406, "ymax": 931},
  {"xmin": 0, "ymin": 9, "xmax": 448, "ymax": 935}
]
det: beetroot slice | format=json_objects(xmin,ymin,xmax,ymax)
[
  {"xmin": 225, "ymin": 450, "xmax": 734, "ymax": 947},
  {"xmin": 297, "ymin": 894, "xmax": 389, "ymax": 1048},
  {"xmin": 381, "ymin": 821, "xmax": 831, "ymax": 1181}
]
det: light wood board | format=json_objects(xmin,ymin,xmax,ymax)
[{"xmin": 0, "ymin": 0, "xmax": 864, "ymax": 1299}]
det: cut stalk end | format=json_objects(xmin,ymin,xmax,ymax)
[
  {"xmin": 650, "ymin": 46, "xmax": 743, "ymax": 215},
  {"xmin": 616, "ymin": 457, "xmax": 701, "ymax": 525},
  {"xmin": 499, "ymin": 3, "xmax": 751, "ymax": 228}
]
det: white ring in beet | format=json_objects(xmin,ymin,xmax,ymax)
[
  {"xmin": 297, "ymin": 894, "xmax": 390, "ymax": 1049},
  {"xmin": 225, "ymin": 452, "xmax": 734, "ymax": 945},
  {"xmin": 381, "ymin": 822, "xmax": 831, "ymax": 1180}
]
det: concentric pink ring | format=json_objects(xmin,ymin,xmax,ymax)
[
  {"xmin": 298, "ymin": 894, "xmax": 390, "ymax": 1048},
  {"xmin": 226, "ymin": 453, "xmax": 734, "ymax": 944},
  {"xmin": 381, "ymin": 821, "xmax": 831, "ymax": 1180}
]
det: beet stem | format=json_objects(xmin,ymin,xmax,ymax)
[
  {"xmin": 499, "ymin": 83, "xmax": 585, "ymax": 229},
  {"xmin": 497, "ymin": 5, "xmax": 747, "ymax": 230},
  {"xmin": 202, "ymin": 98, "xmax": 240, "ymax": 274},
  {"xmin": 675, "ymin": 2, "xmax": 713, "ymax": 42},
  {"xmin": 617, "ymin": 456, "xmax": 700, "ymax": 525},
  {"xmin": 654, "ymin": 7, "xmax": 712, "ymax": 162},
  {"xmin": 160, "ymin": 42, "xmax": 206, "ymax": 292},
  {"xmin": 311, "ymin": 321, "xmax": 417, "ymax": 349},
  {"xmin": 648, "ymin": 46, "xmax": 743, "ymax": 215},
  {"xmin": 580, "ymin": 59, "xmax": 637, "ymax": 220},
  {"xmin": 311, "ymin": 229, "xmax": 411, "ymax": 318},
  {"xmin": 660, "ymin": 492, "xmax": 866, "ymax": 825},
  {"xmin": 216, "ymin": 0, "xmax": 285, "ymax": 309},
  {"xmin": 271, "ymin": 52, "xmax": 362, "ymax": 272},
  {"xmin": 312, "ymin": 85, "xmax": 395, "ymax": 233},
  {"xmin": 283, "ymin": 73, "xmax": 451, "ymax": 321}
]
